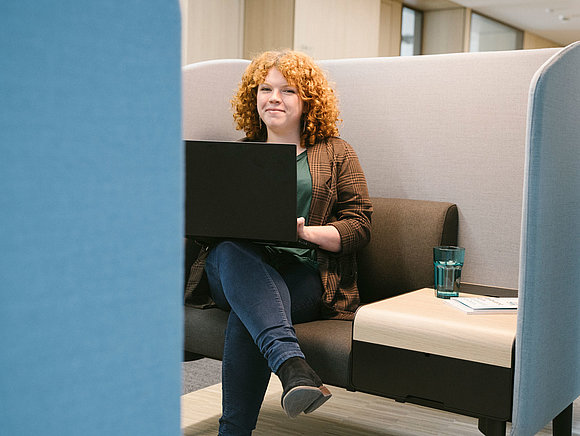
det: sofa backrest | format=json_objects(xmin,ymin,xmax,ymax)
[
  {"xmin": 357, "ymin": 197, "xmax": 457, "ymax": 304},
  {"xmin": 182, "ymin": 48, "xmax": 559, "ymax": 291}
]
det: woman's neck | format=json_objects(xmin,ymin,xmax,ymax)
[{"xmin": 266, "ymin": 131, "xmax": 305, "ymax": 155}]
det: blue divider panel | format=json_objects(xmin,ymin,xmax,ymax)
[
  {"xmin": 0, "ymin": 1, "xmax": 183, "ymax": 435},
  {"xmin": 512, "ymin": 42, "xmax": 580, "ymax": 435}
]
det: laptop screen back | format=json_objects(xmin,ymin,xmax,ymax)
[{"xmin": 185, "ymin": 140, "xmax": 297, "ymax": 243}]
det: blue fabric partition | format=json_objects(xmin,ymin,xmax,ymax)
[
  {"xmin": 512, "ymin": 42, "xmax": 580, "ymax": 435},
  {"xmin": 0, "ymin": 2, "xmax": 182, "ymax": 435}
]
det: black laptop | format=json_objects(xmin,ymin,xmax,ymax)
[{"xmin": 185, "ymin": 139, "xmax": 316, "ymax": 248}]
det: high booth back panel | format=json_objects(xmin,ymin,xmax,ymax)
[
  {"xmin": 183, "ymin": 49, "xmax": 560, "ymax": 290},
  {"xmin": 1, "ymin": 2, "xmax": 183, "ymax": 435}
]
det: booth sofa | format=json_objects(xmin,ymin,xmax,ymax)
[
  {"xmin": 183, "ymin": 43, "xmax": 580, "ymax": 435},
  {"xmin": 185, "ymin": 197, "xmax": 458, "ymax": 387}
]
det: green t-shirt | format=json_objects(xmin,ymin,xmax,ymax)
[{"xmin": 265, "ymin": 150, "xmax": 318, "ymax": 270}]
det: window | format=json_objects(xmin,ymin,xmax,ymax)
[
  {"xmin": 469, "ymin": 12, "xmax": 523, "ymax": 52},
  {"xmin": 400, "ymin": 6, "xmax": 423, "ymax": 56}
]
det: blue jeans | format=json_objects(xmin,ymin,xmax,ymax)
[{"xmin": 205, "ymin": 241, "xmax": 323, "ymax": 436}]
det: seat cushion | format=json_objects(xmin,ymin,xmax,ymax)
[
  {"xmin": 295, "ymin": 319, "xmax": 353, "ymax": 389},
  {"xmin": 184, "ymin": 305, "xmax": 353, "ymax": 388},
  {"xmin": 184, "ymin": 306, "xmax": 228, "ymax": 361}
]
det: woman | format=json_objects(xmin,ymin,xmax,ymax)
[{"xmin": 187, "ymin": 50, "xmax": 372, "ymax": 435}]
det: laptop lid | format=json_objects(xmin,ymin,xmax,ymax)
[{"xmin": 185, "ymin": 139, "xmax": 298, "ymax": 244}]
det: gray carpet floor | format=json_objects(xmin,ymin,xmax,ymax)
[{"xmin": 182, "ymin": 358, "xmax": 222, "ymax": 395}]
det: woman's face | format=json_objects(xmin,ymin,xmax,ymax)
[{"xmin": 257, "ymin": 67, "xmax": 304, "ymax": 138}]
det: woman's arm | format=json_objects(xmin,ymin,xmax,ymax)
[
  {"xmin": 298, "ymin": 140, "xmax": 372, "ymax": 253},
  {"xmin": 297, "ymin": 217, "xmax": 341, "ymax": 252},
  {"xmin": 327, "ymin": 140, "xmax": 372, "ymax": 254}
]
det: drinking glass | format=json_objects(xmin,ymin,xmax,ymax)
[{"xmin": 433, "ymin": 246, "xmax": 465, "ymax": 298}]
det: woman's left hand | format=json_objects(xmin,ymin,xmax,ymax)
[{"xmin": 297, "ymin": 217, "xmax": 342, "ymax": 253}]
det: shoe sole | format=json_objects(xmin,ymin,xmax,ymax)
[{"xmin": 282, "ymin": 385, "xmax": 332, "ymax": 418}]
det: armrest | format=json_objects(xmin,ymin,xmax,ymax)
[{"xmin": 357, "ymin": 197, "xmax": 458, "ymax": 304}]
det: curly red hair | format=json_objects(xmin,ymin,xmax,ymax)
[{"xmin": 231, "ymin": 50, "xmax": 341, "ymax": 146}]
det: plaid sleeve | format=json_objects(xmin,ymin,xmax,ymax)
[{"xmin": 327, "ymin": 139, "xmax": 373, "ymax": 254}]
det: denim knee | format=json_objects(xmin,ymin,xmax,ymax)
[{"xmin": 208, "ymin": 240, "xmax": 261, "ymax": 265}]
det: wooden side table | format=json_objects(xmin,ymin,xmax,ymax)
[{"xmin": 352, "ymin": 288, "xmax": 518, "ymax": 435}]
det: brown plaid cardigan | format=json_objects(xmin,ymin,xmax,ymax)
[{"xmin": 185, "ymin": 137, "xmax": 372, "ymax": 320}]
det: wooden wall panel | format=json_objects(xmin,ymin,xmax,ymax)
[
  {"xmin": 523, "ymin": 31, "xmax": 561, "ymax": 49},
  {"xmin": 422, "ymin": 8, "xmax": 466, "ymax": 55},
  {"xmin": 244, "ymin": 0, "xmax": 295, "ymax": 59},
  {"xmin": 183, "ymin": 0, "xmax": 243, "ymax": 64},
  {"xmin": 294, "ymin": 0, "xmax": 381, "ymax": 59},
  {"xmin": 379, "ymin": 0, "xmax": 402, "ymax": 57}
]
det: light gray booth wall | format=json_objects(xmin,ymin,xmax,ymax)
[
  {"xmin": 318, "ymin": 49, "xmax": 559, "ymax": 290},
  {"xmin": 183, "ymin": 49, "xmax": 560, "ymax": 291},
  {"xmin": 183, "ymin": 59, "xmax": 249, "ymax": 141}
]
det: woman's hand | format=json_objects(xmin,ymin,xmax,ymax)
[{"xmin": 297, "ymin": 217, "xmax": 342, "ymax": 253}]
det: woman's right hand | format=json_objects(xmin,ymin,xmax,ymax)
[{"xmin": 297, "ymin": 217, "xmax": 342, "ymax": 253}]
